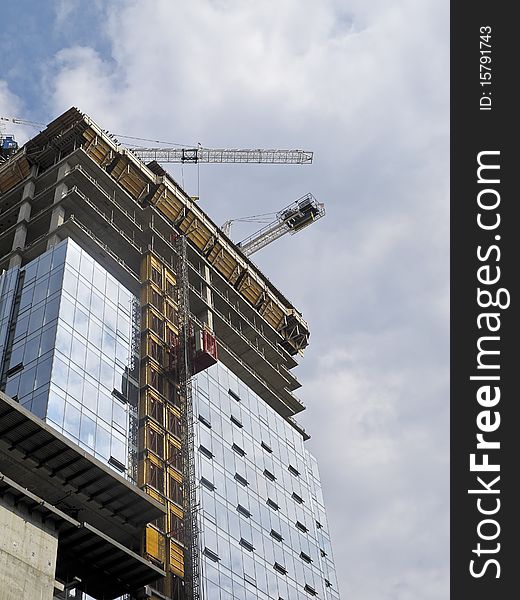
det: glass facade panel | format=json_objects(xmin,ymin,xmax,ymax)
[
  {"xmin": 0, "ymin": 238, "xmax": 139, "ymax": 480},
  {"xmin": 194, "ymin": 362, "xmax": 340, "ymax": 600}
]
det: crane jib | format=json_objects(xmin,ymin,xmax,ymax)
[{"xmin": 131, "ymin": 147, "xmax": 313, "ymax": 164}]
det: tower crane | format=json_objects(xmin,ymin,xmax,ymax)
[
  {"xmin": 1, "ymin": 115, "xmax": 313, "ymax": 165},
  {"xmin": 222, "ymin": 193, "xmax": 325, "ymax": 257},
  {"xmin": 1, "ymin": 115, "xmax": 321, "ymax": 248}
]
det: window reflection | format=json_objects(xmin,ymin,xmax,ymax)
[
  {"xmin": 60, "ymin": 295, "xmax": 75, "ymax": 326},
  {"xmin": 64, "ymin": 402, "xmax": 81, "ymax": 438},
  {"xmin": 47, "ymin": 389, "xmax": 65, "ymax": 427},
  {"xmin": 66, "ymin": 362, "xmax": 81, "ymax": 394},
  {"xmin": 96, "ymin": 424, "xmax": 111, "ymax": 459},
  {"xmin": 79, "ymin": 252, "xmax": 94, "ymax": 280},
  {"xmin": 27, "ymin": 306, "xmax": 44, "ymax": 335},
  {"xmin": 88, "ymin": 319, "xmax": 103, "ymax": 349},
  {"xmin": 74, "ymin": 306, "xmax": 89, "ymax": 338},
  {"xmin": 110, "ymin": 435, "xmax": 126, "ymax": 464},
  {"xmin": 80, "ymin": 413, "xmax": 96, "ymax": 448},
  {"xmin": 35, "ymin": 358, "xmax": 52, "ymax": 389}
]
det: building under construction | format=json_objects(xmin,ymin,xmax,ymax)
[{"xmin": 0, "ymin": 108, "xmax": 340, "ymax": 600}]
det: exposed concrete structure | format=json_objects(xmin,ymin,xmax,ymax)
[
  {"xmin": 0, "ymin": 391, "xmax": 165, "ymax": 599},
  {"xmin": 0, "ymin": 497, "xmax": 58, "ymax": 600}
]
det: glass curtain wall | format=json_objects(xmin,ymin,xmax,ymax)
[
  {"xmin": 1, "ymin": 238, "xmax": 139, "ymax": 478},
  {"xmin": 193, "ymin": 362, "xmax": 340, "ymax": 600}
]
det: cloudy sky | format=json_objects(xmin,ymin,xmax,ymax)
[{"xmin": 1, "ymin": 1, "xmax": 449, "ymax": 598}]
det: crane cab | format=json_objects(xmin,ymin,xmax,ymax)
[
  {"xmin": 279, "ymin": 194, "xmax": 322, "ymax": 232},
  {"xmin": 1, "ymin": 134, "xmax": 18, "ymax": 160}
]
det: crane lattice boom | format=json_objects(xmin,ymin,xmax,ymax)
[
  {"xmin": 235, "ymin": 193, "xmax": 325, "ymax": 256},
  {"xmin": 130, "ymin": 147, "xmax": 313, "ymax": 164},
  {"xmin": 0, "ymin": 115, "xmax": 314, "ymax": 165}
]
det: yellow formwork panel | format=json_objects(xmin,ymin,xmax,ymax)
[
  {"xmin": 143, "ymin": 303, "xmax": 165, "ymax": 323},
  {"xmin": 166, "ymin": 468, "xmax": 183, "ymax": 503},
  {"xmin": 139, "ymin": 388, "xmax": 166, "ymax": 426},
  {"xmin": 149, "ymin": 254, "xmax": 165, "ymax": 274},
  {"xmin": 145, "ymin": 525, "xmax": 166, "ymax": 565},
  {"xmin": 167, "ymin": 436, "xmax": 182, "ymax": 472},
  {"xmin": 143, "ymin": 420, "xmax": 166, "ymax": 460},
  {"xmin": 140, "ymin": 254, "xmax": 150, "ymax": 282},
  {"xmin": 208, "ymin": 244, "xmax": 239, "ymax": 281},
  {"xmin": 167, "ymin": 466, "xmax": 182, "ymax": 485},
  {"xmin": 165, "ymin": 322, "xmax": 179, "ymax": 345},
  {"xmin": 164, "ymin": 299, "xmax": 178, "ymax": 328},
  {"xmin": 139, "ymin": 451, "xmax": 166, "ymax": 495},
  {"xmin": 140, "ymin": 361, "xmax": 166, "ymax": 400},
  {"xmin": 141, "ymin": 281, "xmax": 165, "ymax": 313},
  {"xmin": 142, "ymin": 253, "xmax": 177, "ymax": 298},
  {"xmin": 179, "ymin": 213, "xmax": 212, "ymax": 251},
  {"xmin": 259, "ymin": 297, "xmax": 286, "ymax": 330},
  {"xmin": 167, "ymin": 502, "xmax": 184, "ymax": 545},
  {"xmin": 137, "ymin": 454, "xmax": 147, "ymax": 486},
  {"xmin": 111, "ymin": 157, "xmax": 149, "ymax": 199},
  {"xmin": 143, "ymin": 331, "xmax": 167, "ymax": 370},
  {"xmin": 144, "ymin": 328, "xmax": 165, "ymax": 349},
  {"xmin": 169, "ymin": 501, "xmax": 183, "ymax": 521},
  {"xmin": 166, "ymin": 433, "xmax": 182, "ymax": 454},
  {"xmin": 166, "ymin": 405, "xmax": 182, "ymax": 439},
  {"xmin": 206, "ymin": 242, "xmax": 223, "ymax": 265},
  {"xmin": 237, "ymin": 273, "xmax": 263, "ymax": 306},
  {"xmin": 141, "ymin": 253, "xmax": 160, "ymax": 283},
  {"xmin": 83, "ymin": 128, "xmax": 113, "ymax": 167},
  {"xmin": 165, "ymin": 470, "xmax": 183, "ymax": 510},
  {"xmin": 164, "ymin": 272, "xmax": 176, "ymax": 297},
  {"xmin": 142, "ymin": 484, "xmax": 166, "ymax": 506},
  {"xmin": 142, "ymin": 305, "xmax": 165, "ymax": 339},
  {"xmin": 153, "ymin": 185, "xmax": 184, "ymax": 223},
  {"xmin": 169, "ymin": 539, "xmax": 185, "ymax": 578},
  {"xmin": 0, "ymin": 154, "xmax": 31, "ymax": 194}
]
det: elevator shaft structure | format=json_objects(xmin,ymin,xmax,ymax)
[{"xmin": 174, "ymin": 235, "xmax": 200, "ymax": 600}]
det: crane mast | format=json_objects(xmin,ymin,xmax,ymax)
[{"xmin": 130, "ymin": 147, "xmax": 313, "ymax": 164}]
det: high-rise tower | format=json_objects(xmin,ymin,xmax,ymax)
[{"xmin": 0, "ymin": 108, "xmax": 339, "ymax": 600}]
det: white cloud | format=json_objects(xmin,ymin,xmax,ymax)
[
  {"xmin": 54, "ymin": 0, "xmax": 80, "ymax": 28},
  {"xmin": 43, "ymin": 46, "xmax": 122, "ymax": 125},
  {"xmin": 0, "ymin": 80, "xmax": 20, "ymax": 115}
]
